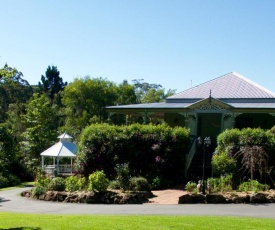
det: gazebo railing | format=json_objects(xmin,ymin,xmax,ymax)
[{"xmin": 44, "ymin": 164, "xmax": 75, "ymax": 176}]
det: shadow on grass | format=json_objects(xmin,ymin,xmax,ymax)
[{"xmin": 0, "ymin": 228, "xmax": 41, "ymax": 230}]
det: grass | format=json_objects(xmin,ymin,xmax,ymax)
[
  {"xmin": 0, "ymin": 213, "xmax": 275, "ymax": 230},
  {"xmin": 0, "ymin": 182, "xmax": 34, "ymax": 191}
]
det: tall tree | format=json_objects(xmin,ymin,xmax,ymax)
[
  {"xmin": 38, "ymin": 65, "xmax": 67, "ymax": 104},
  {"xmin": 62, "ymin": 77, "xmax": 118, "ymax": 138},
  {"xmin": 132, "ymin": 79, "xmax": 176, "ymax": 103},
  {"xmin": 0, "ymin": 64, "xmax": 33, "ymax": 122},
  {"xmin": 20, "ymin": 93, "xmax": 59, "ymax": 173},
  {"xmin": 116, "ymin": 80, "xmax": 137, "ymax": 105}
]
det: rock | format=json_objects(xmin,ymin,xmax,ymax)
[
  {"xmin": 232, "ymin": 195, "xmax": 250, "ymax": 203},
  {"xmin": 205, "ymin": 194, "xmax": 226, "ymax": 204},
  {"xmin": 178, "ymin": 194, "xmax": 192, "ymax": 204},
  {"xmin": 56, "ymin": 191, "xmax": 68, "ymax": 202},
  {"xmin": 178, "ymin": 194, "xmax": 205, "ymax": 204},
  {"xmin": 250, "ymin": 193, "xmax": 270, "ymax": 203},
  {"xmin": 21, "ymin": 190, "xmax": 32, "ymax": 198},
  {"xmin": 44, "ymin": 191, "xmax": 57, "ymax": 201}
]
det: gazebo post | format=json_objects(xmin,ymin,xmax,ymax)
[
  {"xmin": 57, "ymin": 157, "xmax": 60, "ymax": 174},
  {"xmin": 42, "ymin": 156, "xmax": 44, "ymax": 168},
  {"xmin": 71, "ymin": 158, "xmax": 73, "ymax": 174}
]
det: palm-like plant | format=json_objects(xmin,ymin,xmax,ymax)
[{"xmin": 235, "ymin": 145, "xmax": 268, "ymax": 180}]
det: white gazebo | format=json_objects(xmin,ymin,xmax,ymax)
[{"xmin": 40, "ymin": 133, "xmax": 77, "ymax": 176}]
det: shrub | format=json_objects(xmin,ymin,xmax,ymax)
[
  {"xmin": 108, "ymin": 180, "xmax": 120, "ymax": 190},
  {"xmin": 0, "ymin": 174, "xmax": 9, "ymax": 188},
  {"xmin": 75, "ymin": 123, "xmax": 190, "ymax": 188},
  {"xmin": 238, "ymin": 180, "xmax": 270, "ymax": 193},
  {"xmin": 207, "ymin": 174, "xmax": 233, "ymax": 192},
  {"xmin": 6, "ymin": 174, "xmax": 21, "ymax": 187},
  {"xmin": 65, "ymin": 176, "xmax": 79, "ymax": 192},
  {"xmin": 35, "ymin": 169, "xmax": 51, "ymax": 188},
  {"xmin": 150, "ymin": 176, "xmax": 161, "ymax": 190},
  {"xmin": 65, "ymin": 175, "xmax": 87, "ymax": 192},
  {"xmin": 88, "ymin": 170, "xmax": 109, "ymax": 192},
  {"xmin": 212, "ymin": 151, "xmax": 237, "ymax": 177},
  {"xmin": 129, "ymin": 177, "xmax": 150, "ymax": 191},
  {"xmin": 115, "ymin": 163, "xmax": 130, "ymax": 191},
  {"xmin": 32, "ymin": 185, "xmax": 46, "ymax": 197},
  {"xmin": 48, "ymin": 177, "xmax": 66, "ymax": 191},
  {"xmin": 185, "ymin": 181, "xmax": 197, "ymax": 193}
]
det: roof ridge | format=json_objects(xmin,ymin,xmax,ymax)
[
  {"xmin": 168, "ymin": 72, "xmax": 275, "ymax": 99},
  {"xmin": 231, "ymin": 72, "xmax": 275, "ymax": 97}
]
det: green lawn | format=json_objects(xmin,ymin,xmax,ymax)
[
  {"xmin": 0, "ymin": 182, "xmax": 34, "ymax": 191},
  {"xmin": 0, "ymin": 213, "xmax": 275, "ymax": 230}
]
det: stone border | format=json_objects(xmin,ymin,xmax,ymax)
[
  {"xmin": 21, "ymin": 190, "xmax": 153, "ymax": 204},
  {"xmin": 179, "ymin": 192, "xmax": 275, "ymax": 204}
]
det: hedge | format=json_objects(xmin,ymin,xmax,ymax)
[{"xmin": 75, "ymin": 123, "xmax": 190, "ymax": 187}]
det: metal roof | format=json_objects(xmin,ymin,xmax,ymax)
[
  {"xmin": 168, "ymin": 72, "xmax": 275, "ymax": 100},
  {"xmin": 106, "ymin": 102, "xmax": 193, "ymax": 109},
  {"xmin": 40, "ymin": 133, "xmax": 77, "ymax": 158},
  {"xmin": 106, "ymin": 72, "xmax": 275, "ymax": 112}
]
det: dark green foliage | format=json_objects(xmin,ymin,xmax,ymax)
[
  {"xmin": 38, "ymin": 65, "xmax": 67, "ymax": 104},
  {"xmin": 115, "ymin": 163, "xmax": 131, "ymax": 191},
  {"xmin": 0, "ymin": 124, "xmax": 23, "ymax": 185},
  {"xmin": 129, "ymin": 177, "xmax": 150, "ymax": 191},
  {"xmin": 0, "ymin": 64, "xmax": 33, "ymax": 122},
  {"xmin": 0, "ymin": 174, "xmax": 9, "ymax": 188},
  {"xmin": 76, "ymin": 123, "xmax": 190, "ymax": 188},
  {"xmin": 47, "ymin": 177, "xmax": 66, "ymax": 191}
]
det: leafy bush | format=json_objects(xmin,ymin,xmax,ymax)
[
  {"xmin": 238, "ymin": 180, "xmax": 270, "ymax": 193},
  {"xmin": 35, "ymin": 169, "xmax": 51, "ymax": 188},
  {"xmin": 48, "ymin": 177, "xmax": 66, "ymax": 191},
  {"xmin": 150, "ymin": 176, "xmax": 161, "ymax": 190},
  {"xmin": 32, "ymin": 185, "xmax": 46, "ymax": 197},
  {"xmin": 108, "ymin": 180, "xmax": 120, "ymax": 190},
  {"xmin": 129, "ymin": 177, "xmax": 150, "ymax": 191},
  {"xmin": 88, "ymin": 170, "xmax": 109, "ymax": 192},
  {"xmin": 115, "ymin": 163, "xmax": 131, "ymax": 191},
  {"xmin": 212, "ymin": 151, "xmax": 236, "ymax": 176},
  {"xmin": 185, "ymin": 181, "xmax": 197, "ymax": 193},
  {"xmin": 214, "ymin": 127, "xmax": 275, "ymax": 185},
  {"xmin": 65, "ymin": 175, "xmax": 87, "ymax": 192},
  {"xmin": 207, "ymin": 174, "xmax": 233, "ymax": 192}
]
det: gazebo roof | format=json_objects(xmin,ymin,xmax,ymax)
[{"xmin": 40, "ymin": 133, "xmax": 77, "ymax": 158}]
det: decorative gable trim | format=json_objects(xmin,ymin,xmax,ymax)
[{"xmin": 188, "ymin": 97, "xmax": 232, "ymax": 111}]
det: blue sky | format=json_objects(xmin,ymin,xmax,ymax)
[{"xmin": 1, "ymin": 0, "xmax": 275, "ymax": 93}]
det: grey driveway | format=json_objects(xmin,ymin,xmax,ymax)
[{"xmin": 1, "ymin": 187, "xmax": 275, "ymax": 219}]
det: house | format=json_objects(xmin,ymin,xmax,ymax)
[{"xmin": 106, "ymin": 72, "xmax": 275, "ymax": 178}]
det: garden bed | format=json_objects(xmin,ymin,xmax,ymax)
[
  {"xmin": 178, "ymin": 190, "xmax": 275, "ymax": 204},
  {"xmin": 21, "ymin": 189, "xmax": 154, "ymax": 204}
]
